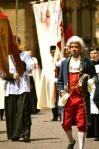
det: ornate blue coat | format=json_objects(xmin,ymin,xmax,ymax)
[{"xmin": 57, "ymin": 56, "xmax": 96, "ymax": 124}]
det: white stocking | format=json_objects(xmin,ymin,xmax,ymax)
[
  {"xmin": 78, "ymin": 131, "xmax": 85, "ymax": 149},
  {"xmin": 66, "ymin": 129, "xmax": 74, "ymax": 143}
]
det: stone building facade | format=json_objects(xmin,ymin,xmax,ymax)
[
  {"xmin": 63, "ymin": 0, "xmax": 98, "ymax": 47},
  {"xmin": 1, "ymin": 0, "xmax": 41, "ymax": 66},
  {"xmin": 1, "ymin": 0, "xmax": 99, "ymax": 63}
]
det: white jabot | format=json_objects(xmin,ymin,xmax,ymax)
[{"xmin": 69, "ymin": 56, "xmax": 81, "ymax": 73}]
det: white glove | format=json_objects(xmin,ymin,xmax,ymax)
[
  {"xmin": 58, "ymin": 93, "xmax": 70, "ymax": 107},
  {"xmin": 88, "ymin": 78, "xmax": 95, "ymax": 92}
]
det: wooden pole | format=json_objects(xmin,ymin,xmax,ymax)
[{"xmin": 16, "ymin": 0, "xmax": 18, "ymax": 38}]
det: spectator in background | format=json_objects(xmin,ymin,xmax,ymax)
[
  {"xmin": 28, "ymin": 50, "xmax": 40, "ymax": 114},
  {"xmin": 55, "ymin": 46, "xmax": 71, "ymax": 79},
  {"xmin": 49, "ymin": 45, "xmax": 59, "ymax": 121},
  {"xmin": 86, "ymin": 47, "xmax": 99, "ymax": 141},
  {"xmin": 56, "ymin": 46, "xmax": 71, "ymax": 121}
]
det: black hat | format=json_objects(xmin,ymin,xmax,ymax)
[{"xmin": 50, "ymin": 45, "xmax": 56, "ymax": 53}]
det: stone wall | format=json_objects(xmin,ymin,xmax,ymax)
[{"xmin": 2, "ymin": 0, "xmax": 42, "ymax": 66}]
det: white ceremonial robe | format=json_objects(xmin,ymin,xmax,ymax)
[
  {"xmin": 4, "ymin": 51, "xmax": 34, "ymax": 97},
  {"xmin": 0, "ymin": 78, "xmax": 5, "ymax": 109}
]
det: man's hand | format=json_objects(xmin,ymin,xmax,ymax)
[
  {"xmin": 60, "ymin": 90, "xmax": 65, "ymax": 97},
  {"xmin": 13, "ymin": 72, "xmax": 19, "ymax": 80}
]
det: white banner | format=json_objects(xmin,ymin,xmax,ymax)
[
  {"xmin": 32, "ymin": 0, "xmax": 61, "ymax": 109},
  {"xmin": 33, "ymin": 1, "xmax": 59, "ymax": 70}
]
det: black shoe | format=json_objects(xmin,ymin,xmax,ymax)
[
  {"xmin": 67, "ymin": 139, "xmax": 76, "ymax": 149},
  {"xmin": 23, "ymin": 127, "xmax": 31, "ymax": 142},
  {"xmin": 94, "ymin": 138, "xmax": 99, "ymax": 141},
  {"xmin": 11, "ymin": 137, "xmax": 19, "ymax": 141},
  {"xmin": 23, "ymin": 137, "xmax": 30, "ymax": 142},
  {"xmin": 51, "ymin": 118, "xmax": 58, "ymax": 121},
  {"xmin": 31, "ymin": 109, "xmax": 40, "ymax": 114}
]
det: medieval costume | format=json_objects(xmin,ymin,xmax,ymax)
[
  {"xmin": 57, "ymin": 36, "xmax": 96, "ymax": 149},
  {"xmin": 4, "ymin": 51, "xmax": 34, "ymax": 142}
]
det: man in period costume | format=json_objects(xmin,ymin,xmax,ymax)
[
  {"xmin": 57, "ymin": 36, "xmax": 96, "ymax": 149},
  {"xmin": 0, "ymin": 4, "xmax": 24, "ymax": 77}
]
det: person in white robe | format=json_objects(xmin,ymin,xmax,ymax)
[{"xmin": 4, "ymin": 36, "xmax": 34, "ymax": 142}]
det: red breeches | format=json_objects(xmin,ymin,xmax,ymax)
[{"xmin": 62, "ymin": 94, "xmax": 86, "ymax": 132}]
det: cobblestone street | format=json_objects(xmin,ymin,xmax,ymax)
[{"xmin": 0, "ymin": 110, "xmax": 98, "ymax": 149}]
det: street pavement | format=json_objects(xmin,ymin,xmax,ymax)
[{"xmin": 0, "ymin": 109, "xmax": 99, "ymax": 149}]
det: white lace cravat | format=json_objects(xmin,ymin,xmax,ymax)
[{"xmin": 69, "ymin": 57, "xmax": 81, "ymax": 73}]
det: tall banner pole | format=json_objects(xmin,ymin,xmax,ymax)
[{"xmin": 16, "ymin": 0, "xmax": 18, "ymax": 38}]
